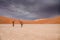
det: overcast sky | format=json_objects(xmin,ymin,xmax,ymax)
[{"xmin": 0, "ymin": 0, "xmax": 60, "ymax": 20}]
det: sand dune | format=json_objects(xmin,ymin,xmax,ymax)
[
  {"xmin": 34, "ymin": 16, "xmax": 60, "ymax": 24},
  {"xmin": 0, "ymin": 16, "xmax": 20, "ymax": 24},
  {"xmin": 0, "ymin": 16, "xmax": 60, "ymax": 24}
]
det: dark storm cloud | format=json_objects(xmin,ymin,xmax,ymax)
[
  {"xmin": 0, "ymin": 0, "xmax": 10, "ymax": 7},
  {"xmin": 0, "ymin": 0, "xmax": 59, "ymax": 20}
]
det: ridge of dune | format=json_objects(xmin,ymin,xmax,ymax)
[
  {"xmin": 22, "ymin": 16, "xmax": 60, "ymax": 24},
  {"xmin": 0, "ymin": 16, "xmax": 60, "ymax": 24},
  {"xmin": 34, "ymin": 16, "xmax": 60, "ymax": 24},
  {"xmin": 0, "ymin": 16, "xmax": 20, "ymax": 24},
  {"xmin": 34, "ymin": 19, "xmax": 46, "ymax": 21},
  {"xmin": 0, "ymin": 16, "xmax": 12, "ymax": 24}
]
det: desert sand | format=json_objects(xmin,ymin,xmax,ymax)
[
  {"xmin": 0, "ymin": 16, "xmax": 60, "ymax": 24},
  {"xmin": 0, "ymin": 16, "xmax": 60, "ymax": 40},
  {"xmin": 0, "ymin": 24, "xmax": 60, "ymax": 40}
]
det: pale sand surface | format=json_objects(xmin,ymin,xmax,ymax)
[{"xmin": 0, "ymin": 24, "xmax": 60, "ymax": 40}]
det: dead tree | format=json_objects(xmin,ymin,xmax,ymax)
[
  {"xmin": 20, "ymin": 20, "xmax": 23, "ymax": 28},
  {"xmin": 12, "ymin": 21, "xmax": 14, "ymax": 27}
]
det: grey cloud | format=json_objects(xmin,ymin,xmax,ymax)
[
  {"xmin": 0, "ymin": 0, "xmax": 10, "ymax": 7},
  {"xmin": 0, "ymin": 0, "xmax": 60, "ymax": 20}
]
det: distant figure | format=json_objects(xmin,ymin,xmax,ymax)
[
  {"xmin": 20, "ymin": 20, "xmax": 23, "ymax": 28},
  {"xmin": 12, "ymin": 21, "xmax": 14, "ymax": 27}
]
